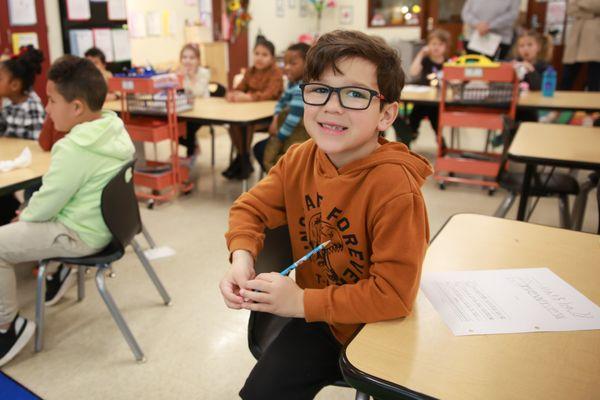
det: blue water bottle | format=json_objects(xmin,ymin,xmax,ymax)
[{"xmin": 542, "ymin": 66, "xmax": 556, "ymax": 97}]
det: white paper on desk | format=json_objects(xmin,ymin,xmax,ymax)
[
  {"xmin": 467, "ymin": 31, "xmax": 502, "ymax": 57},
  {"xmin": 403, "ymin": 84, "xmax": 433, "ymax": 93},
  {"xmin": 0, "ymin": 147, "xmax": 32, "ymax": 172},
  {"xmin": 93, "ymin": 29, "xmax": 114, "ymax": 62},
  {"xmin": 421, "ymin": 268, "xmax": 600, "ymax": 336}
]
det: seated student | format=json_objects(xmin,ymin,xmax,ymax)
[
  {"xmin": 253, "ymin": 42, "xmax": 310, "ymax": 173},
  {"xmin": 178, "ymin": 43, "xmax": 211, "ymax": 160},
  {"xmin": 84, "ymin": 47, "xmax": 118, "ymax": 101},
  {"xmin": 223, "ymin": 36, "xmax": 283, "ymax": 180},
  {"xmin": 219, "ymin": 30, "xmax": 432, "ymax": 399},
  {"xmin": 0, "ymin": 55, "xmax": 135, "ymax": 368},
  {"xmin": 0, "ymin": 45, "xmax": 45, "ymax": 224},
  {"xmin": 405, "ymin": 29, "xmax": 450, "ymax": 146}
]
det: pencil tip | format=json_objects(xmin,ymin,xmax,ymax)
[{"xmin": 323, "ymin": 240, "xmax": 331, "ymax": 247}]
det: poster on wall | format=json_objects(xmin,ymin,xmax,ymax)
[
  {"xmin": 299, "ymin": 0, "xmax": 308, "ymax": 17},
  {"xmin": 111, "ymin": 29, "xmax": 131, "ymax": 61},
  {"xmin": 276, "ymin": 0, "xmax": 285, "ymax": 17},
  {"xmin": 128, "ymin": 11, "xmax": 147, "ymax": 38},
  {"xmin": 93, "ymin": 28, "xmax": 115, "ymax": 62},
  {"xmin": 66, "ymin": 0, "xmax": 92, "ymax": 21},
  {"xmin": 69, "ymin": 29, "xmax": 94, "ymax": 57},
  {"xmin": 339, "ymin": 5, "xmax": 353, "ymax": 25},
  {"xmin": 8, "ymin": 0, "xmax": 37, "ymax": 26},
  {"xmin": 11, "ymin": 32, "xmax": 39, "ymax": 54},
  {"xmin": 107, "ymin": 0, "xmax": 127, "ymax": 20}
]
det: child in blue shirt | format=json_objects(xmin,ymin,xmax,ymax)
[{"xmin": 253, "ymin": 43, "xmax": 310, "ymax": 172}]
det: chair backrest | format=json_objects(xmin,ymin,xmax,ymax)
[
  {"xmin": 208, "ymin": 82, "xmax": 226, "ymax": 98},
  {"xmin": 100, "ymin": 160, "xmax": 142, "ymax": 252},
  {"xmin": 247, "ymin": 225, "xmax": 294, "ymax": 359}
]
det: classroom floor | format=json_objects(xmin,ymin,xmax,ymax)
[{"xmin": 4, "ymin": 124, "xmax": 598, "ymax": 400}]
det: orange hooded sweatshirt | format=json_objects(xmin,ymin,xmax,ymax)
[{"xmin": 226, "ymin": 137, "xmax": 432, "ymax": 343}]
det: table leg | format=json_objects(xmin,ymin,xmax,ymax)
[
  {"xmin": 241, "ymin": 124, "xmax": 249, "ymax": 192},
  {"xmin": 517, "ymin": 163, "xmax": 534, "ymax": 221}
]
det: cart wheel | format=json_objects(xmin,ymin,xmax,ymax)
[
  {"xmin": 147, "ymin": 200, "xmax": 155, "ymax": 210},
  {"xmin": 488, "ymin": 188, "xmax": 496, "ymax": 196},
  {"xmin": 439, "ymin": 182, "xmax": 446, "ymax": 190}
]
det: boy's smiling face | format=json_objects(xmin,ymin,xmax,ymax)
[{"xmin": 303, "ymin": 57, "xmax": 398, "ymax": 168}]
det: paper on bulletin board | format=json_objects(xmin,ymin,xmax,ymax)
[
  {"xmin": 421, "ymin": 268, "xmax": 600, "ymax": 336},
  {"xmin": 107, "ymin": 0, "xmax": 127, "ymax": 20},
  {"xmin": 111, "ymin": 29, "xmax": 131, "ymax": 61},
  {"xmin": 69, "ymin": 29, "xmax": 94, "ymax": 57},
  {"xmin": 66, "ymin": 0, "xmax": 92, "ymax": 21},
  {"xmin": 128, "ymin": 11, "xmax": 147, "ymax": 38},
  {"xmin": 146, "ymin": 11, "xmax": 162, "ymax": 36},
  {"xmin": 162, "ymin": 11, "xmax": 177, "ymax": 36},
  {"xmin": 93, "ymin": 28, "xmax": 115, "ymax": 62},
  {"xmin": 8, "ymin": 0, "xmax": 37, "ymax": 26},
  {"xmin": 11, "ymin": 32, "xmax": 38, "ymax": 54}
]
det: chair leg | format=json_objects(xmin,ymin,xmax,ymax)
[
  {"xmin": 77, "ymin": 266, "xmax": 85, "ymax": 302},
  {"xmin": 210, "ymin": 125, "xmax": 216, "ymax": 167},
  {"xmin": 558, "ymin": 194, "xmax": 571, "ymax": 229},
  {"xmin": 493, "ymin": 192, "xmax": 516, "ymax": 218},
  {"xmin": 95, "ymin": 265, "xmax": 146, "ymax": 362},
  {"xmin": 355, "ymin": 391, "xmax": 370, "ymax": 400},
  {"xmin": 131, "ymin": 239, "xmax": 172, "ymax": 305},
  {"xmin": 35, "ymin": 261, "xmax": 48, "ymax": 352},
  {"xmin": 571, "ymin": 179, "xmax": 596, "ymax": 230},
  {"xmin": 141, "ymin": 224, "xmax": 156, "ymax": 249}
]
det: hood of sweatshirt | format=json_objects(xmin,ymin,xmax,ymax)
[
  {"xmin": 315, "ymin": 137, "xmax": 433, "ymax": 187},
  {"xmin": 65, "ymin": 110, "xmax": 134, "ymax": 161}
]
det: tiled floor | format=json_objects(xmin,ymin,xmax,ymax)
[{"xmin": 4, "ymin": 124, "xmax": 597, "ymax": 399}]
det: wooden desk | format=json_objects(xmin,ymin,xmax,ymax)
[
  {"xmin": 104, "ymin": 97, "xmax": 277, "ymax": 124},
  {"xmin": 341, "ymin": 214, "xmax": 600, "ymax": 400},
  {"xmin": 399, "ymin": 87, "xmax": 600, "ymax": 112},
  {"xmin": 0, "ymin": 138, "xmax": 50, "ymax": 196},
  {"xmin": 508, "ymin": 122, "xmax": 600, "ymax": 220}
]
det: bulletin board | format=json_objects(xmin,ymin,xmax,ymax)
[{"xmin": 58, "ymin": 0, "xmax": 131, "ymax": 74}]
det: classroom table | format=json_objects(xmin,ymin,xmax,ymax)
[
  {"xmin": 104, "ymin": 98, "xmax": 277, "ymax": 191},
  {"xmin": 507, "ymin": 122, "xmax": 600, "ymax": 221},
  {"xmin": 400, "ymin": 87, "xmax": 600, "ymax": 112},
  {"xmin": 340, "ymin": 213, "xmax": 600, "ymax": 400},
  {"xmin": 0, "ymin": 138, "xmax": 51, "ymax": 196}
]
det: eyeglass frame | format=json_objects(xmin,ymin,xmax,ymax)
[{"xmin": 299, "ymin": 83, "xmax": 386, "ymax": 110}]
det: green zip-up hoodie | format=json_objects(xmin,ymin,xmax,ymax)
[{"xmin": 20, "ymin": 111, "xmax": 134, "ymax": 249}]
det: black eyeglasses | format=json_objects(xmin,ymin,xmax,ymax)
[{"xmin": 300, "ymin": 83, "xmax": 386, "ymax": 110}]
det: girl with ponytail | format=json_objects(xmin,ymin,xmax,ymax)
[{"xmin": 0, "ymin": 45, "xmax": 45, "ymax": 140}]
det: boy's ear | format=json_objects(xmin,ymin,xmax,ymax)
[
  {"xmin": 377, "ymin": 101, "xmax": 399, "ymax": 132},
  {"xmin": 72, "ymin": 99, "xmax": 85, "ymax": 116}
]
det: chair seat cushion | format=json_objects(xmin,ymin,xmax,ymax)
[
  {"xmin": 500, "ymin": 172, "xmax": 580, "ymax": 195},
  {"xmin": 43, "ymin": 243, "xmax": 124, "ymax": 266}
]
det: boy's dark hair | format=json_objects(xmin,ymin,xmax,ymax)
[
  {"xmin": 287, "ymin": 42, "xmax": 310, "ymax": 60},
  {"xmin": 0, "ymin": 45, "xmax": 44, "ymax": 93},
  {"xmin": 304, "ymin": 30, "xmax": 405, "ymax": 103},
  {"xmin": 48, "ymin": 55, "xmax": 107, "ymax": 111},
  {"xmin": 255, "ymin": 35, "xmax": 276, "ymax": 57},
  {"xmin": 84, "ymin": 47, "xmax": 107, "ymax": 65}
]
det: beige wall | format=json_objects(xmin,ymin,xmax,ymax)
[
  {"xmin": 248, "ymin": 1, "xmax": 421, "ymax": 60},
  {"xmin": 44, "ymin": 0, "xmax": 64, "ymax": 62},
  {"xmin": 127, "ymin": 0, "xmax": 201, "ymax": 67}
]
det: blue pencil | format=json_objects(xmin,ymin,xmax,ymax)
[{"xmin": 280, "ymin": 240, "xmax": 331, "ymax": 276}]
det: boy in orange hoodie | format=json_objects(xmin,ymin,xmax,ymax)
[{"xmin": 219, "ymin": 30, "xmax": 432, "ymax": 400}]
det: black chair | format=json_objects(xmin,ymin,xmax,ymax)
[
  {"xmin": 35, "ymin": 160, "xmax": 171, "ymax": 362},
  {"xmin": 493, "ymin": 117, "xmax": 580, "ymax": 228},
  {"xmin": 248, "ymin": 226, "xmax": 370, "ymax": 400}
]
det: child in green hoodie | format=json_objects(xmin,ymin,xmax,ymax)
[{"xmin": 0, "ymin": 55, "xmax": 134, "ymax": 368}]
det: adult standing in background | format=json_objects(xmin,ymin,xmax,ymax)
[
  {"xmin": 461, "ymin": 0, "xmax": 521, "ymax": 60},
  {"xmin": 560, "ymin": 0, "xmax": 600, "ymax": 91}
]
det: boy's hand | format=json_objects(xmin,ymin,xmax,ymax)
[
  {"xmin": 219, "ymin": 250, "xmax": 256, "ymax": 309},
  {"xmin": 476, "ymin": 21, "xmax": 490, "ymax": 35},
  {"xmin": 268, "ymin": 117, "xmax": 278, "ymax": 135},
  {"xmin": 240, "ymin": 273, "xmax": 305, "ymax": 318},
  {"xmin": 419, "ymin": 46, "xmax": 430, "ymax": 57}
]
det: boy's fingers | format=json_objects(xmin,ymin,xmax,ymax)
[
  {"xmin": 255, "ymin": 272, "xmax": 278, "ymax": 282},
  {"xmin": 220, "ymin": 281, "xmax": 243, "ymax": 304},
  {"xmin": 244, "ymin": 279, "xmax": 270, "ymax": 292},
  {"xmin": 240, "ymin": 289, "xmax": 270, "ymax": 304}
]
